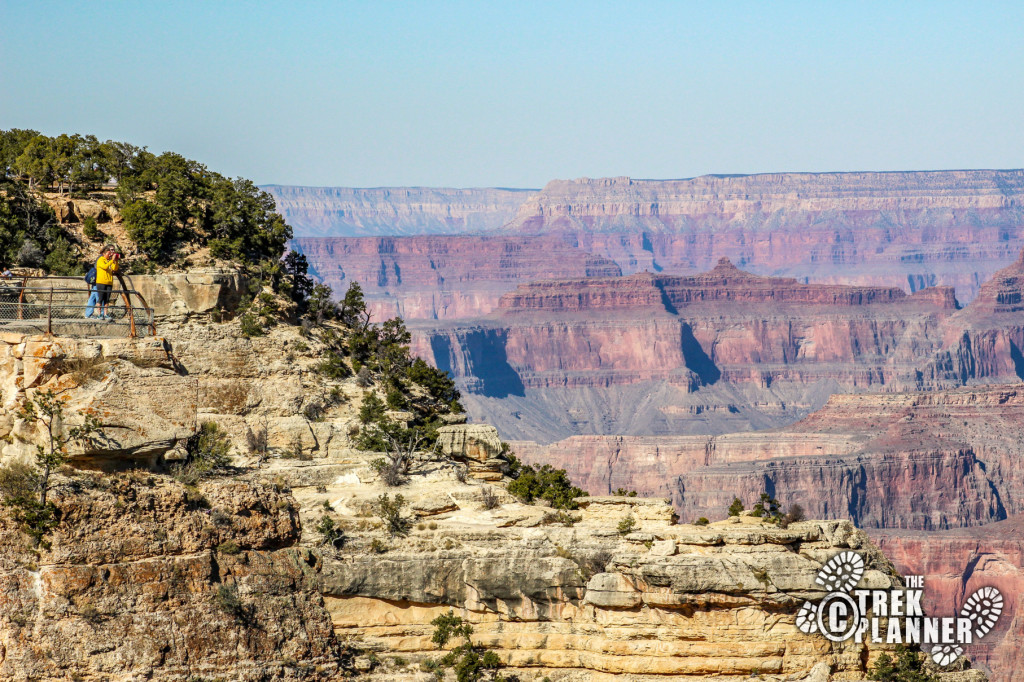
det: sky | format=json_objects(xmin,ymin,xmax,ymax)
[{"xmin": 2, "ymin": 1, "xmax": 1022, "ymax": 188}]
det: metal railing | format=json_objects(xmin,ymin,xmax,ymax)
[{"xmin": 0, "ymin": 274, "xmax": 155, "ymax": 338}]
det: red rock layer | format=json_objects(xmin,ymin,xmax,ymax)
[
  {"xmin": 873, "ymin": 518, "xmax": 1024, "ymax": 682},
  {"xmin": 291, "ymin": 171, "xmax": 1024, "ymax": 316},
  {"xmin": 513, "ymin": 386, "xmax": 1024, "ymax": 531},
  {"xmin": 417, "ymin": 259, "xmax": 974, "ymax": 394},
  {"xmin": 293, "ymin": 235, "xmax": 622, "ymax": 320}
]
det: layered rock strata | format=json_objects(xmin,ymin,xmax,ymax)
[
  {"xmin": 293, "ymin": 171, "xmax": 1024, "ymax": 318},
  {"xmin": 0, "ymin": 476, "xmax": 343, "ymax": 681},
  {"xmin": 293, "ymin": 235, "xmax": 623, "ymax": 321},
  {"xmin": 513, "ymin": 386, "xmax": 1024, "ymax": 531},
  {"xmin": 412, "ymin": 257, "xmax": 1024, "ymax": 442}
]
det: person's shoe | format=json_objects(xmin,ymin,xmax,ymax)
[{"xmin": 105, "ymin": 316, "xmax": 114, "ymax": 323}]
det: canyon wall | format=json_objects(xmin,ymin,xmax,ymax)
[
  {"xmin": 293, "ymin": 235, "xmax": 622, "ymax": 321},
  {"xmin": 293, "ymin": 170, "xmax": 1024, "ymax": 317},
  {"xmin": 512, "ymin": 386, "xmax": 1024, "ymax": 531},
  {"xmin": 265, "ymin": 185, "xmax": 534, "ymax": 237},
  {"xmin": 512, "ymin": 386, "xmax": 1024, "ymax": 680},
  {"xmin": 874, "ymin": 517, "xmax": 1024, "ymax": 681},
  {"xmin": 0, "ymin": 311, "xmax": 944, "ymax": 681},
  {"xmin": 413, "ymin": 257, "xmax": 1024, "ymax": 442}
]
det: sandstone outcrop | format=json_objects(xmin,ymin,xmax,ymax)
[
  {"xmin": 0, "ymin": 475, "xmax": 344, "ymax": 681},
  {"xmin": 282, "ymin": 436, "xmax": 918, "ymax": 681},
  {"xmin": 125, "ymin": 268, "xmax": 249, "ymax": 317}
]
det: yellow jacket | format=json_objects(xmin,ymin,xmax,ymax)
[{"xmin": 96, "ymin": 256, "xmax": 118, "ymax": 286}]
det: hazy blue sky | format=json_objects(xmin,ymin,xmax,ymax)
[{"xmin": 2, "ymin": 1, "xmax": 1022, "ymax": 188}]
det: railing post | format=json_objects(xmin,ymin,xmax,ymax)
[
  {"xmin": 115, "ymin": 274, "xmax": 137, "ymax": 338},
  {"xmin": 47, "ymin": 284, "xmax": 53, "ymax": 335},
  {"xmin": 17, "ymin": 277, "xmax": 26, "ymax": 320}
]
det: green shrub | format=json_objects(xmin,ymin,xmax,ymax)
[
  {"xmin": 373, "ymin": 493, "xmax": 410, "ymax": 537},
  {"xmin": 728, "ymin": 497, "xmax": 744, "ymax": 516},
  {"xmin": 695, "ymin": 517, "xmax": 710, "ymax": 526},
  {"xmin": 42, "ymin": 236, "xmax": 83, "ymax": 275},
  {"xmin": 239, "ymin": 311, "xmax": 265, "ymax": 338},
  {"xmin": 385, "ymin": 387, "xmax": 408, "ymax": 410},
  {"xmin": 214, "ymin": 584, "xmax": 254, "ymax": 625},
  {"xmin": 82, "ymin": 215, "xmax": 101, "ymax": 241},
  {"xmin": 217, "ymin": 540, "xmax": 241, "ymax": 555},
  {"xmin": 617, "ymin": 515, "xmax": 637, "ymax": 535},
  {"xmin": 359, "ymin": 393, "xmax": 386, "ymax": 425},
  {"xmin": 869, "ymin": 645, "xmax": 938, "ymax": 682},
  {"xmin": 613, "ymin": 488, "xmax": 638, "ymax": 497},
  {"xmin": 428, "ymin": 610, "xmax": 505, "ymax": 682},
  {"xmin": 506, "ymin": 463, "xmax": 587, "ymax": 510},
  {"xmin": 752, "ymin": 493, "xmax": 784, "ymax": 524},
  {"xmin": 315, "ymin": 349, "xmax": 351, "ymax": 379},
  {"xmin": 315, "ymin": 514, "xmax": 345, "ymax": 549},
  {"xmin": 190, "ymin": 421, "xmax": 232, "ymax": 473}
]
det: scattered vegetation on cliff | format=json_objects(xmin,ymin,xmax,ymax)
[
  {"xmin": 869, "ymin": 645, "xmax": 939, "ymax": 682},
  {"xmin": 373, "ymin": 493, "xmax": 410, "ymax": 537},
  {"xmin": 1, "ymin": 129, "xmax": 294, "ymax": 281},
  {"xmin": 729, "ymin": 493, "xmax": 805, "ymax": 528},
  {"xmin": 424, "ymin": 610, "xmax": 510, "ymax": 682},
  {"xmin": 171, "ymin": 421, "xmax": 233, "ymax": 486},
  {"xmin": 728, "ymin": 497, "xmax": 744, "ymax": 516},
  {"xmin": 506, "ymin": 461, "xmax": 587, "ymax": 510},
  {"xmin": 0, "ymin": 390, "xmax": 103, "ymax": 547}
]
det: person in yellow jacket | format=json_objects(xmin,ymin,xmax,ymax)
[{"xmin": 94, "ymin": 246, "xmax": 121, "ymax": 321}]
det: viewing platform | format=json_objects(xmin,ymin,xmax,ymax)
[{"xmin": 0, "ymin": 274, "xmax": 155, "ymax": 338}]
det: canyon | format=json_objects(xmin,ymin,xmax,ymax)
[
  {"xmin": 409, "ymin": 254, "xmax": 1024, "ymax": 443},
  {"xmin": 289, "ymin": 170, "xmax": 1024, "ymax": 319},
  {"xmin": 511, "ymin": 385, "xmax": 1024, "ymax": 679},
  {"xmin": 0, "ymin": 281, "xmax": 939, "ymax": 681}
]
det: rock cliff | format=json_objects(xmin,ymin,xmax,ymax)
[
  {"xmin": 874, "ymin": 516, "xmax": 1024, "ymax": 682},
  {"xmin": 413, "ymin": 257, "xmax": 1024, "ymax": 443},
  {"xmin": 513, "ymin": 386, "xmax": 1024, "ymax": 531},
  {"xmin": 0, "ymin": 301, "xmax": 976, "ymax": 681},
  {"xmin": 0, "ymin": 474, "xmax": 343, "ymax": 681},
  {"xmin": 292, "ymin": 235, "xmax": 622, "ymax": 321},
  {"xmin": 294, "ymin": 170, "xmax": 1024, "ymax": 316}
]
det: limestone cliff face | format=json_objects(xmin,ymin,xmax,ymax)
[
  {"xmin": 274, "ymin": 427, "xmax": 916, "ymax": 681},
  {"xmin": 265, "ymin": 185, "xmax": 535, "ymax": 237},
  {"xmin": 509, "ymin": 172, "xmax": 1024, "ymax": 234},
  {"xmin": 0, "ymin": 476, "xmax": 342, "ymax": 681}
]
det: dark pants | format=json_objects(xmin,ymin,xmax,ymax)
[{"xmin": 96, "ymin": 283, "xmax": 113, "ymax": 307}]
